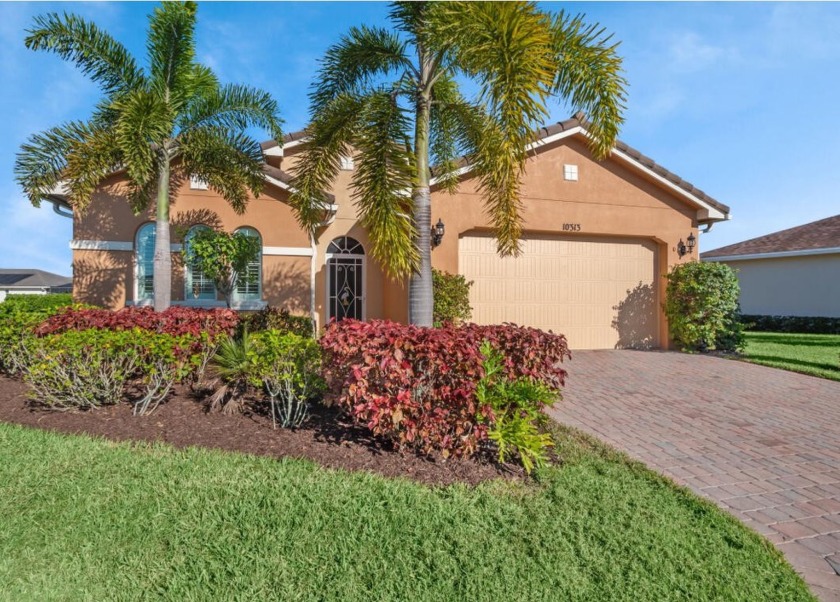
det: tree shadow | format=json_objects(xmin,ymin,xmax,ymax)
[
  {"xmin": 612, "ymin": 282, "xmax": 657, "ymax": 350},
  {"xmin": 746, "ymin": 333, "xmax": 840, "ymax": 347},
  {"xmin": 72, "ymin": 252, "xmax": 130, "ymax": 309},
  {"xmin": 263, "ymin": 261, "xmax": 311, "ymax": 315},
  {"xmin": 744, "ymin": 354, "xmax": 840, "ymax": 374},
  {"xmin": 170, "ymin": 208, "xmax": 223, "ymax": 241}
]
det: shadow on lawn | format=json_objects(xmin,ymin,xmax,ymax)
[
  {"xmin": 746, "ymin": 333, "xmax": 840, "ymax": 347},
  {"xmin": 743, "ymin": 354, "xmax": 840, "ymax": 375}
]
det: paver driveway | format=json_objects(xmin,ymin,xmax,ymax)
[{"xmin": 549, "ymin": 350, "xmax": 840, "ymax": 601}]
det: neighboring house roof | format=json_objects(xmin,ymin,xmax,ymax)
[
  {"xmin": 264, "ymin": 113, "xmax": 730, "ymax": 224},
  {"xmin": 702, "ymin": 214, "xmax": 840, "ymax": 261},
  {"xmin": 0, "ymin": 269, "xmax": 72, "ymax": 289}
]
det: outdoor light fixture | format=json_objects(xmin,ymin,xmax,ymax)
[
  {"xmin": 677, "ymin": 232, "xmax": 697, "ymax": 258},
  {"xmin": 431, "ymin": 218, "xmax": 446, "ymax": 248}
]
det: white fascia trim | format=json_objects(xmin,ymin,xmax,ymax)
[
  {"xmin": 281, "ymin": 138, "xmax": 308, "ymax": 151},
  {"xmin": 70, "ymin": 240, "xmax": 133, "ymax": 251},
  {"xmin": 263, "ymin": 246, "xmax": 314, "ymax": 257},
  {"xmin": 263, "ymin": 146, "xmax": 283, "ymax": 158},
  {"xmin": 704, "ymin": 246, "xmax": 840, "ymax": 262}
]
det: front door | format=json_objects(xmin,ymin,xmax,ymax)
[{"xmin": 326, "ymin": 237, "xmax": 365, "ymax": 321}]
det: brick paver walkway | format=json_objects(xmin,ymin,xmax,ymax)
[{"xmin": 549, "ymin": 350, "xmax": 840, "ymax": 601}]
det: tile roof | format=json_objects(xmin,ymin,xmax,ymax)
[
  {"xmin": 0, "ymin": 269, "xmax": 72, "ymax": 288},
  {"xmin": 265, "ymin": 114, "xmax": 730, "ymax": 218},
  {"xmin": 702, "ymin": 214, "xmax": 840, "ymax": 258}
]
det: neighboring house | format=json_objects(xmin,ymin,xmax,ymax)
[
  {"xmin": 0, "ymin": 269, "xmax": 72, "ymax": 302},
  {"xmin": 48, "ymin": 114, "xmax": 730, "ymax": 350},
  {"xmin": 702, "ymin": 214, "xmax": 840, "ymax": 318}
]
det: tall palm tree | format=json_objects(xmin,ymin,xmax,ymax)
[
  {"xmin": 15, "ymin": 1, "xmax": 283, "ymax": 311},
  {"xmin": 289, "ymin": 1, "xmax": 626, "ymax": 326}
]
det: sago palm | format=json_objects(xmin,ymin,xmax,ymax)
[
  {"xmin": 14, "ymin": 1, "xmax": 283, "ymax": 311},
  {"xmin": 289, "ymin": 1, "xmax": 626, "ymax": 326}
]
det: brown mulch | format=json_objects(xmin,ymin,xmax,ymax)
[{"xmin": 0, "ymin": 376, "xmax": 520, "ymax": 487}]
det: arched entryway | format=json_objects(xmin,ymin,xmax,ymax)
[{"xmin": 326, "ymin": 236, "xmax": 365, "ymax": 321}]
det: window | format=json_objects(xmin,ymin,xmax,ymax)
[
  {"xmin": 339, "ymin": 156, "xmax": 354, "ymax": 171},
  {"xmin": 189, "ymin": 175, "xmax": 208, "ymax": 190},
  {"xmin": 184, "ymin": 225, "xmax": 216, "ymax": 300},
  {"xmin": 135, "ymin": 223, "xmax": 155, "ymax": 301},
  {"xmin": 326, "ymin": 236, "xmax": 365, "ymax": 321},
  {"xmin": 233, "ymin": 227, "xmax": 262, "ymax": 302},
  {"xmin": 563, "ymin": 164, "xmax": 579, "ymax": 181}
]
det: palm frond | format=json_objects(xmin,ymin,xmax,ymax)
[
  {"xmin": 429, "ymin": 74, "xmax": 467, "ymax": 195},
  {"xmin": 433, "ymin": 2, "xmax": 554, "ymax": 145},
  {"xmin": 352, "ymin": 90, "xmax": 418, "ymax": 278},
  {"xmin": 14, "ymin": 121, "xmax": 115, "ymax": 210},
  {"xmin": 312, "ymin": 25, "xmax": 413, "ymax": 110},
  {"xmin": 62, "ymin": 126, "xmax": 122, "ymax": 213},
  {"xmin": 179, "ymin": 83, "xmax": 283, "ymax": 141},
  {"xmin": 113, "ymin": 88, "xmax": 173, "ymax": 188},
  {"xmin": 24, "ymin": 12, "xmax": 145, "ymax": 97},
  {"xmin": 551, "ymin": 11, "xmax": 627, "ymax": 159},
  {"xmin": 288, "ymin": 93, "xmax": 363, "ymax": 233},
  {"xmin": 147, "ymin": 1, "xmax": 198, "ymax": 111},
  {"xmin": 179, "ymin": 127, "xmax": 265, "ymax": 214}
]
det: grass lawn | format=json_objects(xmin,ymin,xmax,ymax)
[
  {"xmin": 0, "ymin": 423, "xmax": 813, "ymax": 601},
  {"xmin": 741, "ymin": 332, "xmax": 840, "ymax": 381}
]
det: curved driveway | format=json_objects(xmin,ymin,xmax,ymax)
[{"xmin": 549, "ymin": 350, "xmax": 840, "ymax": 601}]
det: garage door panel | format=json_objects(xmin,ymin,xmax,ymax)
[{"xmin": 459, "ymin": 234, "xmax": 658, "ymax": 350}]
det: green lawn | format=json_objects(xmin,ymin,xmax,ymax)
[
  {"xmin": 742, "ymin": 332, "xmax": 840, "ymax": 381},
  {"xmin": 0, "ymin": 423, "xmax": 813, "ymax": 601}
]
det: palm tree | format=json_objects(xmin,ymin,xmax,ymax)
[
  {"xmin": 15, "ymin": 1, "xmax": 283, "ymax": 311},
  {"xmin": 288, "ymin": 1, "xmax": 626, "ymax": 326}
]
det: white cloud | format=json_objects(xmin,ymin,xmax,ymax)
[{"xmin": 667, "ymin": 32, "xmax": 728, "ymax": 73}]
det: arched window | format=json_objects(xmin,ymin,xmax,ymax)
[
  {"xmin": 233, "ymin": 227, "xmax": 262, "ymax": 302},
  {"xmin": 326, "ymin": 236, "xmax": 365, "ymax": 321},
  {"xmin": 135, "ymin": 223, "xmax": 155, "ymax": 301},
  {"xmin": 184, "ymin": 225, "xmax": 217, "ymax": 301}
]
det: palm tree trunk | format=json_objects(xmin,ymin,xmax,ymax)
[
  {"xmin": 153, "ymin": 158, "xmax": 172, "ymax": 312},
  {"xmin": 409, "ymin": 78, "xmax": 434, "ymax": 327}
]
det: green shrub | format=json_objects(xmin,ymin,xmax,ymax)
[
  {"xmin": 249, "ymin": 330, "xmax": 324, "ymax": 428},
  {"xmin": 741, "ymin": 315, "xmax": 840, "ymax": 335},
  {"xmin": 208, "ymin": 331, "xmax": 255, "ymax": 413},
  {"xmin": 1, "ymin": 293, "xmax": 74, "ymax": 312},
  {"xmin": 664, "ymin": 262, "xmax": 745, "ymax": 352},
  {"xmin": 476, "ymin": 341, "xmax": 557, "ymax": 473},
  {"xmin": 0, "ymin": 296, "xmax": 81, "ymax": 376},
  {"xmin": 239, "ymin": 307, "xmax": 315, "ymax": 338},
  {"xmin": 432, "ymin": 269, "xmax": 472, "ymax": 325},
  {"xmin": 23, "ymin": 328, "xmax": 189, "ymax": 412}
]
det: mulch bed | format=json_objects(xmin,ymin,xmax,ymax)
[{"xmin": 0, "ymin": 376, "xmax": 520, "ymax": 487}]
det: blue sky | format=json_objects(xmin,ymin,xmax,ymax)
[{"xmin": 2, "ymin": 2, "xmax": 838, "ymax": 277}]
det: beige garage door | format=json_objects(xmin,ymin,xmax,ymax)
[{"xmin": 459, "ymin": 233, "xmax": 659, "ymax": 350}]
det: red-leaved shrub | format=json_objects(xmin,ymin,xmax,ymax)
[
  {"xmin": 319, "ymin": 320, "xmax": 570, "ymax": 458},
  {"xmin": 35, "ymin": 306, "xmax": 239, "ymax": 339}
]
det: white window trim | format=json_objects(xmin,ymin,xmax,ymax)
[
  {"xmin": 189, "ymin": 176, "xmax": 209, "ymax": 190},
  {"xmin": 563, "ymin": 164, "xmax": 579, "ymax": 181},
  {"xmin": 134, "ymin": 223, "xmax": 156, "ymax": 303}
]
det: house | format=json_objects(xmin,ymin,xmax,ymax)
[
  {"xmin": 0, "ymin": 269, "xmax": 72, "ymax": 302},
  {"xmin": 702, "ymin": 214, "xmax": 840, "ymax": 318},
  {"xmin": 50, "ymin": 114, "xmax": 730, "ymax": 350}
]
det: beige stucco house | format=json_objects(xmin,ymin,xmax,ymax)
[
  {"xmin": 702, "ymin": 214, "xmax": 840, "ymax": 318},
  {"xmin": 51, "ymin": 115, "xmax": 730, "ymax": 350}
]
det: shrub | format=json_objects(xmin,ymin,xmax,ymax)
[
  {"xmin": 0, "ymin": 293, "xmax": 74, "ymax": 312},
  {"xmin": 432, "ymin": 269, "xmax": 472, "ymax": 325},
  {"xmin": 319, "ymin": 319, "xmax": 570, "ymax": 458},
  {"xmin": 35, "ymin": 306, "xmax": 239, "ymax": 387},
  {"xmin": 741, "ymin": 315, "xmax": 840, "ymax": 335},
  {"xmin": 23, "ymin": 328, "xmax": 189, "ymax": 412},
  {"xmin": 0, "ymin": 296, "xmax": 82, "ymax": 376},
  {"xmin": 238, "ymin": 306, "xmax": 315, "ymax": 338},
  {"xmin": 207, "ymin": 330, "xmax": 256, "ymax": 413},
  {"xmin": 249, "ymin": 331, "xmax": 324, "ymax": 428},
  {"xmin": 664, "ymin": 262, "xmax": 745, "ymax": 352},
  {"xmin": 476, "ymin": 342, "xmax": 557, "ymax": 473}
]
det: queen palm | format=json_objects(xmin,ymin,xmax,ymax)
[
  {"xmin": 289, "ymin": 1, "xmax": 626, "ymax": 326},
  {"xmin": 15, "ymin": 1, "xmax": 283, "ymax": 311}
]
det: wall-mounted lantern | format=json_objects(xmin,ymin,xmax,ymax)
[
  {"xmin": 677, "ymin": 232, "xmax": 696, "ymax": 258},
  {"xmin": 431, "ymin": 218, "xmax": 446, "ymax": 248}
]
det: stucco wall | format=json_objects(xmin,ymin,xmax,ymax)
[{"xmin": 717, "ymin": 254, "xmax": 840, "ymax": 317}]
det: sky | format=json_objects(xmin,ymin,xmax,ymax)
[{"xmin": 1, "ymin": 1, "xmax": 838, "ymax": 277}]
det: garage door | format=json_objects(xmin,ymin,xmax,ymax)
[{"xmin": 459, "ymin": 233, "xmax": 659, "ymax": 350}]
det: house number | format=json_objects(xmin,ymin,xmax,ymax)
[{"xmin": 562, "ymin": 223, "xmax": 581, "ymax": 232}]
